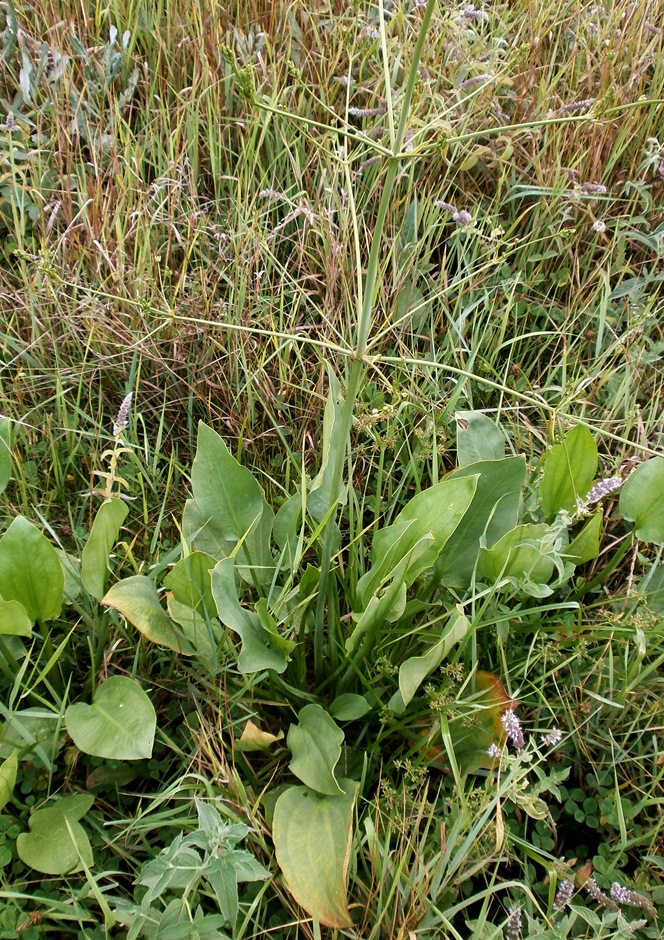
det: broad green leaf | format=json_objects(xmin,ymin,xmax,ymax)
[
  {"xmin": 163, "ymin": 551, "xmax": 217, "ymax": 618},
  {"xmin": 166, "ymin": 595, "xmax": 221, "ymax": 667},
  {"xmin": 65, "ymin": 676, "xmax": 156, "ymax": 760},
  {"xmin": 399, "ymin": 612, "xmax": 472, "ymax": 707},
  {"xmin": 0, "ymin": 516, "xmax": 64, "ymax": 623},
  {"xmin": 619, "ymin": 457, "xmax": 664, "ymax": 545},
  {"xmin": 0, "ymin": 709, "xmax": 63, "ymax": 768},
  {"xmin": 102, "ymin": 576, "xmax": 194, "ymax": 654},
  {"xmin": 456, "ymin": 411, "xmax": 506, "ymax": 466},
  {"xmin": 0, "ymin": 596, "xmax": 32, "ymax": 636},
  {"xmin": 81, "ymin": 498, "xmax": 129, "ymax": 599},
  {"xmin": 435, "ymin": 456, "xmax": 526, "ymax": 589},
  {"xmin": 182, "ymin": 497, "xmax": 234, "ymax": 559},
  {"xmin": 273, "ymin": 779, "xmax": 358, "ymax": 929},
  {"xmin": 236, "ymin": 719, "xmax": 284, "ymax": 752},
  {"xmin": 564, "ymin": 512, "xmax": 602, "ymax": 565},
  {"xmin": 329, "ymin": 694, "xmax": 371, "ymax": 721},
  {"xmin": 358, "ymin": 475, "xmax": 477, "ymax": 607},
  {"xmin": 540, "ymin": 426, "xmax": 598, "ymax": 519},
  {"xmin": 308, "ymin": 367, "xmax": 346, "ymax": 523},
  {"xmin": 86, "ymin": 762, "xmax": 140, "ymax": 789},
  {"xmin": 478, "ymin": 523, "xmax": 556, "ymax": 587},
  {"xmin": 0, "ymin": 751, "xmax": 17, "ymax": 811},
  {"xmin": 182, "ymin": 497, "xmax": 275, "ymax": 586},
  {"xmin": 0, "ymin": 417, "xmax": 11, "ymax": 496},
  {"xmin": 287, "ymin": 704, "xmax": 344, "ymax": 796},
  {"xmin": 346, "ymin": 538, "xmax": 430, "ymax": 655},
  {"xmin": 210, "ymin": 558, "xmax": 290, "ymax": 673},
  {"xmin": 191, "ymin": 423, "xmax": 264, "ymax": 542},
  {"xmin": 16, "ymin": 793, "xmax": 94, "ymax": 874}
]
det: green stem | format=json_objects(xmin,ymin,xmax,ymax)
[{"xmin": 313, "ymin": 0, "xmax": 439, "ymax": 687}]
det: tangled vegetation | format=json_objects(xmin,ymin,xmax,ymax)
[{"xmin": 0, "ymin": 0, "xmax": 663, "ymax": 936}]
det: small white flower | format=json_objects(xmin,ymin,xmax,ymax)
[{"xmin": 592, "ymin": 219, "xmax": 607, "ymax": 233}]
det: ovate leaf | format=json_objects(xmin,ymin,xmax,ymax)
[
  {"xmin": 0, "ymin": 597, "xmax": 32, "ymax": 636},
  {"xmin": 329, "ymin": 694, "xmax": 371, "ymax": 722},
  {"xmin": 358, "ymin": 476, "xmax": 477, "ymax": 606},
  {"xmin": 191, "ymin": 423, "xmax": 264, "ymax": 542},
  {"xmin": 273, "ymin": 780, "xmax": 358, "ymax": 929},
  {"xmin": 418, "ymin": 672, "xmax": 512, "ymax": 774},
  {"xmin": 0, "ymin": 516, "xmax": 64, "ymax": 623},
  {"xmin": 81, "ymin": 498, "xmax": 129, "ymax": 599},
  {"xmin": 435, "ymin": 456, "xmax": 526, "ymax": 589},
  {"xmin": 166, "ymin": 596, "xmax": 221, "ymax": 667},
  {"xmin": 102, "ymin": 576, "xmax": 194, "ymax": 654},
  {"xmin": 163, "ymin": 552, "xmax": 218, "ymax": 621},
  {"xmin": 65, "ymin": 676, "xmax": 156, "ymax": 760},
  {"xmin": 540, "ymin": 426, "xmax": 598, "ymax": 520},
  {"xmin": 287, "ymin": 704, "xmax": 344, "ymax": 796},
  {"xmin": 478, "ymin": 523, "xmax": 556, "ymax": 587},
  {"xmin": 456, "ymin": 411, "xmax": 506, "ymax": 466},
  {"xmin": 619, "ymin": 457, "xmax": 664, "ymax": 545},
  {"xmin": 16, "ymin": 793, "xmax": 94, "ymax": 874}
]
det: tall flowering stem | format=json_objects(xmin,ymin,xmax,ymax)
[{"xmin": 315, "ymin": 0, "xmax": 439, "ymax": 686}]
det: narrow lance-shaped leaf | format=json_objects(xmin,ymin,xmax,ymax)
[
  {"xmin": 398, "ymin": 612, "xmax": 472, "ymax": 708},
  {"xmin": 81, "ymin": 498, "xmax": 129, "ymax": 599},
  {"xmin": 0, "ymin": 417, "xmax": 11, "ymax": 497},
  {"xmin": 307, "ymin": 366, "xmax": 347, "ymax": 523}
]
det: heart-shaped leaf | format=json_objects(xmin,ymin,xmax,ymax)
[
  {"xmin": 287, "ymin": 704, "xmax": 344, "ymax": 796},
  {"xmin": 273, "ymin": 780, "xmax": 358, "ymax": 929},
  {"xmin": 65, "ymin": 676, "xmax": 156, "ymax": 760},
  {"xmin": 17, "ymin": 793, "xmax": 94, "ymax": 874}
]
